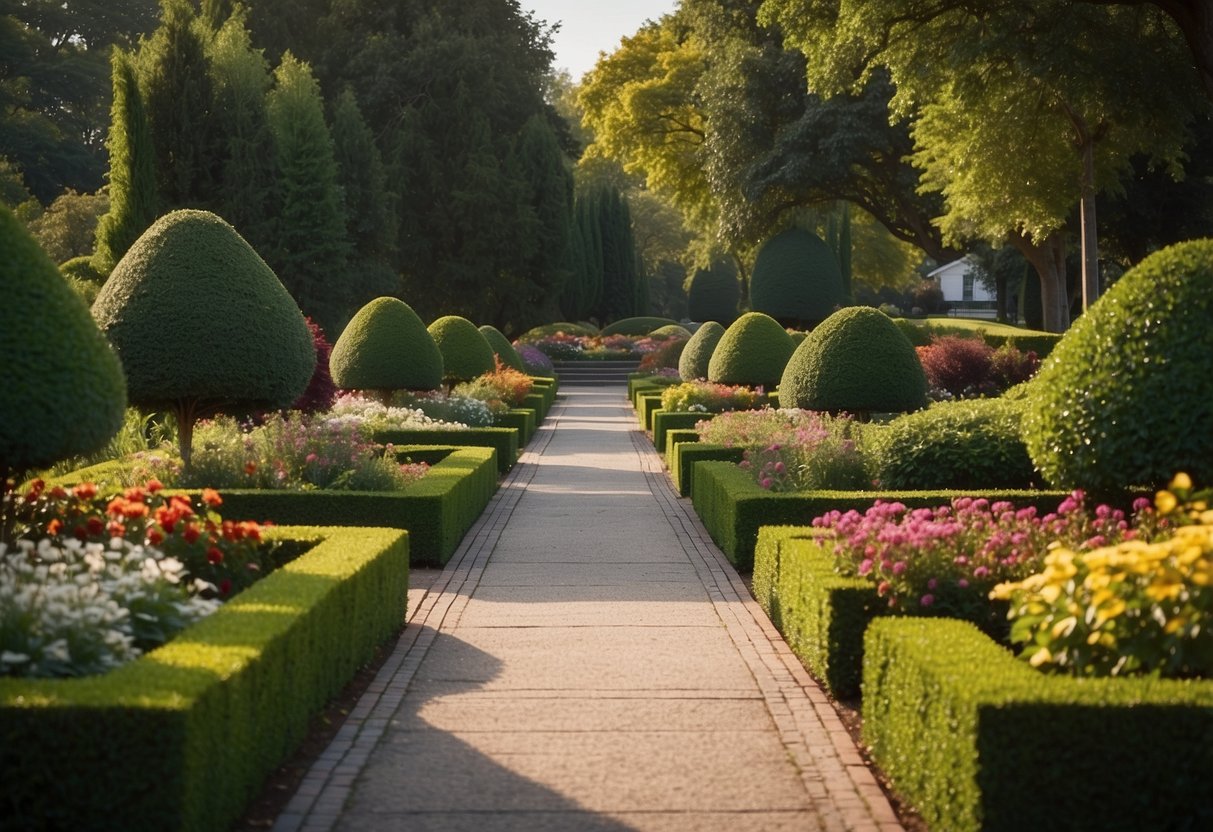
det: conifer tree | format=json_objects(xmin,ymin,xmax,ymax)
[
  {"xmin": 576, "ymin": 191, "xmax": 604, "ymax": 320},
  {"xmin": 511, "ymin": 115, "xmax": 574, "ymax": 316},
  {"xmin": 331, "ymin": 87, "xmax": 394, "ymax": 261}
]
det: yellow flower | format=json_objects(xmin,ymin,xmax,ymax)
[
  {"xmin": 1051, "ymin": 616, "xmax": 1078, "ymax": 639},
  {"xmin": 1028, "ymin": 647, "xmax": 1053, "ymax": 667},
  {"xmin": 1156, "ymin": 490, "xmax": 1179, "ymax": 515},
  {"xmin": 1170, "ymin": 472, "xmax": 1193, "ymax": 492}
]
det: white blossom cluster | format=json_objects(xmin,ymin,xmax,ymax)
[
  {"xmin": 328, "ymin": 394, "xmax": 472, "ymax": 431},
  {"xmin": 0, "ymin": 537, "xmax": 220, "ymax": 678}
]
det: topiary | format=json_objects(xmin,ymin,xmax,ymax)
[
  {"xmin": 601, "ymin": 316, "xmax": 678, "ymax": 336},
  {"xmin": 650, "ymin": 324, "xmax": 693, "ymax": 340},
  {"xmin": 0, "ymin": 204, "xmax": 127, "ymax": 478},
  {"xmin": 1023, "ymin": 239, "xmax": 1213, "ymax": 491},
  {"xmin": 877, "ymin": 398, "xmax": 1037, "ymax": 490},
  {"xmin": 329, "ymin": 297, "xmax": 443, "ymax": 395},
  {"xmin": 92, "ymin": 209, "xmax": 314, "ymax": 468},
  {"xmin": 686, "ymin": 260, "xmax": 739, "ymax": 324},
  {"xmin": 749, "ymin": 228, "xmax": 845, "ymax": 327},
  {"xmin": 789, "ymin": 330, "xmax": 808, "ymax": 346},
  {"xmin": 520, "ymin": 321, "xmax": 598, "ymax": 340},
  {"xmin": 428, "ymin": 315, "xmax": 495, "ymax": 385},
  {"xmin": 679, "ymin": 320, "xmax": 725, "ymax": 381},
  {"xmin": 479, "ymin": 325, "xmax": 525, "ymax": 372},
  {"xmin": 780, "ymin": 306, "xmax": 927, "ymax": 415},
  {"xmin": 707, "ymin": 312, "xmax": 796, "ymax": 389}
]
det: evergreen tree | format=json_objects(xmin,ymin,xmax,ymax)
[
  {"xmin": 510, "ymin": 115, "xmax": 574, "ymax": 319},
  {"xmin": 597, "ymin": 187, "xmax": 640, "ymax": 322},
  {"xmin": 92, "ymin": 49, "xmax": 157, "ymax": 274},
  {"xmin": 576, "ymin": 190, "xmax": 604, "ymax": 320},
  {"xmin": 331, "ymin": 87, "xmax": 394, "ymax": 261},
  {"xmin": 559, "ymin": 217, "xmax": 588, "ymax": 320}
]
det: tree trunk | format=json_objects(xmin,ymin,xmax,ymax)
[
  {"xmin": 176, "ymin": 400, "xmax": 196, "ymax": 473},
  {"xmin": 1010, "ymin": 230, "xmax": 1070, "ymax": 333},
  {"xmin": 1078, "ymin": 136, "xmax": 1100, "ymax": 312},
  {"xmin": 995, "ymin": 270, "xmax": 1009, "ymax": 323}
]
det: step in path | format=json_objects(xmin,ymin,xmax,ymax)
[{"xmin": 272, "ymin": 386, "xmax": 901, "ymax": 832}]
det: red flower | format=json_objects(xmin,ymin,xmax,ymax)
[
  {"xmin": 86, "ymin": 517, "xmax": 105, "ymax": 536},
  {"xmin": 182, "ymin": 524, "xmax": 201, "ymax": 544},
  {"xmin": 122, "ymin": 501, "xmax": 149, "ymax": 520},
  {"xmin": 147, "ymin": 528, "xmax": 165, "ymax": 546},
  {"xmin": 146, "ymin": 479, "xmax": 164, "ymax": 493},
  {"xmin": 72, "ymin": 483, "xmax": 98, "ymax": 501},
  {"xmin": 201, "ymin": 488, "xmax": 223, "ymax": 508},
  {"xmin": 73, "ymin": 525, "xmax": 88, "ymax": 540},
  {"xmin": 123, "ymin": 486, "xmax": 146, "ymax": 503},
  {"xmin": 244, "ymin": 462, "xmax": 257, "ymax": 476},
  {"xmin": 241, "ymin": 521, "xmax": 262, "ymax": 542},
  {"xmin": 26, "ymin": 479, "xmax": 45, "ymax": 501},
  {"xmin": 206, "ymin": 547, "xmax": 224, "ymax": 565},
  {"xmin": 218, "ymin": 578, "xmax": 233, "ymax": 596},
  {"xmin": 49, "ymin": 485, "xmax": 67, "ymax": 500},
  {"xmin": 107, "ymin": 520, "xmax": 126, "ymax": 537}
]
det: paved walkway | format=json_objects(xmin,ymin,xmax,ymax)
[{"xmin": 273, "ymin": 388, "xmax": 902, "ymax": 832}]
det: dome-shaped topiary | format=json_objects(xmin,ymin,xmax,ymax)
[
  {"xmin": 92, "ymin": 209, "xmax": 313, "ymax": 467},
  {"xmin": 707, "ymin": 312, "xmax": 795, "ymax": 389},
  {"xmin": 1023, "ymin": 239, "xmax": 1213, "ymax": 491},
  {"xmin": 651, "ymin": 324, "xmax": 693, "ymax": 340},
  {"xmin": 0, "ymin": 205, "xmax": 127, "ymax": 476},
  {"xmin": 479, "ymin": 325, "xmax": 525, "ymax": 372},
  {"xmin": 780, "ymin": 307, "xmax": 927, "ymax": 414},
  {"xmin": 789, "ymin": 330, "xmax": 808, "ymax": 346},
  {"xmin": 428, "ymin": 315, "xmax": 496, "ymax": 384},
  {"xmin": 750, "ymin": 228, "xmax": 845, "ymax": 327},
  {"xmin": 601, "ymin": 316, "xmax": 678, "ymax": 336},
  {"xmin": 520, "ymin": 321, "xmax": 598, "ymax": 339},
  {"xmin": 330, "ymin": 297, "xmax": 443, "ymax": 393},
  {"xmin": 679, "ymin": 321, "xmax": 725, "ymax": 381},
  {"xmin": 686, "ymin": 260, "xmax": 739, "ymax": 324}
]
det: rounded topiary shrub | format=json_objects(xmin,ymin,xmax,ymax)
[
  {"xmin": 601, "ymin": 316, "xmax": 678, "ymax": 336},
  {"xmin": 749, "ymin": 228, "xmax": 845, "ymax": 327},
  {"xmin": 520, "ymin": 322, "xmax": 598, "ymax": 339},
  {"xmin": 330, "ymin": 297, "xmax": 443, "ymax": 392},
  {"xmin": 651, "ymin": 324, "xmax": 693, "ymax": 340},
  {"xmin": 0, "ymin": 205, "xmax": 126, "ymax": 476},
  {"xmin": 429, "ymin": 315, "xmax": 496, "ymax": 384},
  {"xmin": 686, "ymin": 260, "xmax": 739, "ymax": 324},
  {"xmin": 707, "ymin": 312, "xmax": 796, "ymax": 389},
  {"xmin": 92, "ymin": 209, "xmax": 313, "ymax": 466},
  {"xmin": 877, "ymin": 398, "xmax": 1037, "ymax": 490},
  {"xmin": 478, "ymin": 325, "xmax": 525, "ymax": 372},
  {"xmin": 1023, "ymin": 239, "xmax": 1213, "ymax": 491},
  {"xmin": 679, "ymin": 320, "xmax": 725, "ymax": 381},
  {"xmin": 780, "ymin": 306, "xmax": 927, "ymax": 414}
]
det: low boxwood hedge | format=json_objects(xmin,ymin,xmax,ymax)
[
  {"xmin": 496, "ymin": 408, "xmax": 536, "ymax": 445},
  {"xmin": 863, "ymin": 617, "xmax": 1213, "ymax": 832},
  {"xmin": 522, "ymin": 392, "xmax": 549, "ymax": 421},
  {"xmin": 375, "ymin": 427, "xmax": 518, "ymax": 474},
  {"xmin": 690, "ymin": 461, "xmax": 1064, "ymax": 571},
  {"xmin": 671, "ymin": 443, "xmax": 744, "ymax": 497},
  {"xmin": 663, "ymin": 428, "xmax": 699, "ymax": 465},
  {"xmin": 637, "ymin": 393, "xmax": 666, "ymax": 430},
  {"xmin": 652, "ymin": 410, "xmax": 711, "ymax": 456},
  {"xmin": 628, "ymin": 374, "xmax": 679, "ymax": 405},
  {"xmin": 0, "ymin": 525, "xmax": 408, "ymax": 832}
]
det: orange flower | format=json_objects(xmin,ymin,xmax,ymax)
[
  {"xmin": 146, "ymin": 479, "xmax": 164, "ymax": 493},
  {"xmin": 122, "ymin": 501, "xmax": 149, "ymax": 520},
  {"xmin": 123, "ymin": 486, "xmax": 146, "ymax": 503},
  {"xmin": 147, "ymin": 528, "xmax": 165, "ymax": 546},
  {"xmin": 244, "ymin": 462, "xmax": 257, "ymax": 476},
  {"xmin": 47, "ymin": 518, "xmax": 63, "ymax": 535},
  {"xmin": 106, "ymin": 497, "xmax": 125, "ymax": 517},
  {"xmin": 201, "ymin": 488, "xmax": 223, "ymax": 508},
  {"xmin": 107, "ymin": 520, "xmax": 126, "ymax": 538},
  {"xmin": 73, "ymin": 483, "xmax": 98, "ymax": 501},
  {"xmin": 241, "ymin": 521, "xmax": 262, "ymax": 542}
]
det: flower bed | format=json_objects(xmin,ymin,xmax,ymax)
[{"xmin": 0, "ymin": 524, "xmax": 409, "ymax": 832}]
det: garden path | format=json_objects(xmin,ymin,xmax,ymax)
[{"xmin": 271, "ymin": 387, "xmax": 901, "ymax": 832}]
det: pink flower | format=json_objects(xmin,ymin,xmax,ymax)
[{"xmin": 920, "ymin": 594, "xmax": 935, "ymax": 607}]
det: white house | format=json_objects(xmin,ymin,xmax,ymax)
[{"xmin": 926, "ymin": 257, "xmax": 998, "ymax": 319}]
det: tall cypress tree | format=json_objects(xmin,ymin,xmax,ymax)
[
  {"xmin": 576, "ymin": 190, "xmax": 604, "ymax": 321},
  {"xmin": 511, "ymin": 115, "xmax": 574, "ymax": 318},
  {"xmin": 92, "ymin": 49, "xmax": 157, "ymax": 274},
  {"xmin": 598, "ymin": 187, "xmax": 639, "ymax": 322}
]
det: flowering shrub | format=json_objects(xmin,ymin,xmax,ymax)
[
  {"xmin": 636, "ymin": 338, "xmax": 688, "ymax": 373},
  {"xmin": 813, "ymin": 491, "xmax": 1154, "ymax": 627},
  {"xmin": 993, "ymin": 474, "xmax": 1212, "ymax": 678},
  {"xmin": 659, "ymin": 381, "xmax": 763, "ymax": 414},
  {"xmin": 330, "ymin": 393, "xmax": 471, "ymax": 431},
  {"xmin": 1, "ymin": 478, "xmax": 270, "ymax": 677},
  {"xmin": 389, "ymin": 390, "xmax": 495, "ymax": 427},
  {"xmin": 515, "ymin": 344, "xmax": 554, "ymax": 375},
  {"xmin": 453, "ymin": 360, "xmax": 534, "ymax": 409},
  {"xmin": 990, "ymin": 342, "xmax": 1039, "ymax": 388}
]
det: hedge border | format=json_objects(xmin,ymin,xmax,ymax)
[
  {"xmin": 863, "ymin": 617, "xmax": 1213, "ymax": 832},
  {"xmin": 670, "ymin": 443, "xmax": 744, "ymax": 498},
  {"xmin": 663, "ymin": 428, "xmax": 698, "ymax": 467},
  {"xmin": 375, "ymin": 426, "xmax": 518, "ymax": 474},
  {"xmin": 637, "ymin": 393, "xmax": 666, "ymax": 430},
  {"xmin": 652, "ymin": 410, "xmax": 710, "ymax": 456},
  {"xmin": 628, "ymin": 374, "xmax": 679, "ymax": 406},
  {"xmin": 496, "ymin": 408, "xmax": 536, "ymax": 445},
  {"xmin": 0, "ymin": 525, "xmax": 408, "ymax": 832}
]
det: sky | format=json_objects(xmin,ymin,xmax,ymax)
[{"xmin": 523, "ymin": 1, "xmax": 679, "ymax": 81}]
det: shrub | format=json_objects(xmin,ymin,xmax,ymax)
[
  {"xmin": 427, "ymin": 315, "xmax": 496, "ymax": 385},
  {"xmin": 0, "ymin": 205, "xmax": 127, "ymax": 479},
  {"xmin": 749, "ymin": 228, "xmax": 845, "ymax": 327},
  {"xmin": 686, "ymin": 259, "xmax": 739, "ymax": 324},
  {"xmin": 478, "ymin": 324, "xmax": 525, "ymax": 371},
  {"xmin": 989, "ymin": 342, "xmax": 1039, "ymax": 388},
  {"xmin": 518, "ymin": 321, "xmax": 598, "ymax": 339},
  {"xmin": 516, "ymin": 344, "xmax": 555, "ymax": 375},
  {"xmin": 329, "ymin": 297, "xmax": 443, "ymax": 395},
  {"xmin": 659, "ymin": 381, "xmax": 763, "ymax": 414},
  {"xmin": 734, "ymin": 412, "xmax": 872, "ymax": 492},
  {"xmin": 650, "ymin": 324, "xmax": 693, "ymax": 339},
  {"xmin": 1023, "ymin": 242, "xmax": 1213, "ymax": 490},
  {"xmin": 780, "ymin": 306, "xmax": 927, "ymax": 415},
  {"xmin": 877, "ymin": 398, "xmax": 1037, "ymax": 490},
  {"xmin": 678, "ymin": 320, "xmax": 725, "ymax": 381},
  {"xmin": 916, "ymin": 336, "xmax": 995, "ymax": 397},
  {"xmin": 293, "ymin": 317, "xmax": 338, "ymax": 413},
  {"xmin": 637, "ymin": 338, "xmax": 687, "ymax": 373},
  {"xmin": 58, "ymin": 256, "xmax": 106, "ymax": 285},
  {"xmin": 92, "ymin": 210, "xmax": 314, "ymax": 469},
  {"xmin": 892, "ymin": 317, "xmax": 932, "ymax": 346},
  {"xmin": 453, "ymin": 361, "xmax": 534, "ymax": 409},
  {"xmin": 707, "ymin": 312, "xmax": 796, "ymax": 389},
  {"xmin": 600, "ymin": 316, "xmax": 678, "ymax": 336}
]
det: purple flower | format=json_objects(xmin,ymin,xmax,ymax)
[{"xmin": 920, "ymin": 594, "xmax": 935, "ymax": 607}]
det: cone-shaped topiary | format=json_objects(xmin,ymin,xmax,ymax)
[
  {"xmin": 479, "ymin": 324, "xmax": 525, "ymax": 372},
  {"xmin": 707, "ymin": 312, "xmax": 795, "ymax": 389},
  {"xmin": 679, "ymin": 320, "xmax": 725, "ymax": 381},
  {"xmin": 601, "ymin": 316, "xmax": 678, "ymax": 336},
  {"xmin": 92, "ymin": 209, "xmax": 314, "ymax": 468},
  {"xmin": 330, "ymin": 297, "xmax": 443, "ymax": 394},
  {"xmin": 429, "ymin": 315, "xmax": 495, "ymax": 385},
  {"xmin": 780, "ymin": 307, "xmax": 927, "ymax": 414},
  {"xmin": 1023, "ymin": 239, "xmax": 1213, "ymax": 491},
  {"xmin": 1, "ymin": 205, "xmax": 127, "ymax": 478},
  {"xmin": 686, "ymin": 259, "xmax": 739, "ymax": 324},
  {"xmin": 750, "ymin": 228, "xmax": 845, "ymax": 327}
]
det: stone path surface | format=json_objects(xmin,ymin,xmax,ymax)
[{"xmin": 273, "ymin": 387, "xmax": 903, "ymax": 832}]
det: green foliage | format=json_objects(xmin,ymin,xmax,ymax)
[
  {"xmin": 478, "ymin": 325, "xmax": 525, "ymax": 371},
  {"xmin": 25, "ymin": 190, "xmax": 109, "ymax": 264},
  {"xmin": 601, "ymin": 316, "xmax": 678, "ymax": 336},
  {"xmin": 0, "ymin": 204, "xmax": 126, "ymax": 476},
  {"xmin": 780, "ymin": 307, "xmax": 927, "ymax": 414},
  {"xmin": 686, "ymin": 258, "xmax": 739, "ymax": 324},
  {"xmin": 328, "ymin": 297, "xmax": 442, "ymax": 393},
  {"xmin": 707, "ymin": 312, "xmax": 796, "ymax": 389},
  {"xmin": 877, "ymin": 398, "xmax": 1037, "ymax": 490},
  {"xmin": 427, "ymin": 316, "xmax": 496, "ymax": 385},
  {"xmin": 679, "ymin": 320, "xmax": 725, "ymax": 381},
  {"xmin": 648, "ymin": 324, "xmax": 692, "ymax": 339},
  {"xmin": 671, "ymin": 442, "xmax": 744, "ymax": 497},
  {"xmin": 58, "ymin": 256, "xmax": 105, "ymax": 285},
  {"xmin": 520, "ymin": 321, "xmax": 599, "ymax": 339},
  {"xmin": 374, "ymin": 428, "xmax": 518, "ymax": 476},
  {"xmin": 1024, "ymin": 240, "xmax": 1213, "ymax": 491},
  {"xmin": 750, "ymin": 228, "xmax": 846, "ymax": 326}
]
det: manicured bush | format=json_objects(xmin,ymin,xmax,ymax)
[
  {"xmin": 374, "ymin": 427, "xmax": 518, "ymax": 475},
  {"xmin": 1023, "ymin": 239, "xmax": 1213, "ymax": 491},
  {"xmin": 678, "ymin": 320, "xmax": 725, "ymax": 381},
  {"xmin": 877, "ymin": 398, "xmax": 1037, "ymax": 490},
  {"xmin": 707, "ymin": 312, "xmax": 796, "ymax": 389},
  {"xmin": 519, "ymin": 321, "xmax": 598, "ymax": 339},
  {"xmin": 686, "ymin": 259, "xmax": 739, "ymax": 324},
  {"xmin": 749, "ymin": 228, "xmax": 845, "ymax": 327},
  {"xmin": 329, "ymin": 297, "xmax": 443, "ymax": 394},
  {"xmin": 478, "ymin": 325, "xmax": 525, "ymax": 371},
  {"xmin": 600, "ymin": 316, "xmax": 678, "ymax": 336},
  {"xmin": 671, "ymin": 441, "xmax": 744, "ymax": 497},
  {"xmin": 0, "ymin": 204, "xmax": 126, "ymax": 477},
  {"xmin": 650, "ymin": 324, "xmax": 693, "ymax": 339},
  {"xmin": 780, "ymin": 306, "xmax": 927, "ymax": 415},
  {"xmin": 428, "ymin": 315, "xmax": 496, "ymax": 385},
  {"xmin": 92, "ymin": 210, "xmax": 314, "ymax": 468}
]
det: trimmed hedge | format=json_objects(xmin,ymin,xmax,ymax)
[
  {"xmin": 678, "ymin": 320, "xmax": 725, "ymax": 381},
  {"xmin": 663, "ymin": 428, "xmax": 699, "ymax": 465},
  {"xmin": 690, "ymin": 461, "xmax": 1064, "ymax": 571},
  {"xmin": 330, "ymin": 297, "xmax": 442, "ymax": 392},
  {"xmin": 0, "ymin": 525, "xmax": 408, "ymax": 832},
  {"xmin": 637, "ymin": 393, "xmax": 667, "ymax": 431},
  {"xmin": 628, "ymin": 374, "xmax": 680, "ymax": 406},
  {"xmin": 652, "ymin": 410, "xmax": 711, "ymax": 456},
  {"xmin": 522, "ymin": 392, "xmax": 549, "ymax": 421},
  {"xmin": 496, "ymin": 408, "xmax": 536, "ymax": 445},
  {"xmin": 375, "ymin": 427, "xmax": 518, "ymax": 475},
  {"xmin": 672, "ymin": 443, "xmax": 744, "ymax": 497},
  {"xmin": 601, "ymin": 316, "xmax": 678, "ymax": 336},
  {"xmin": 428, "ymin": 315, "xmax": 495, "ymax": 384},
  {"xmin": 707, "ymin": 312, "xmax": 796, "ymax": 389},
  {"xmin": 478, "ymin": 324, "xmax": 525, "ymax": 371},
  {"xmin": 863, "ymin": 617, "xmax": 1213, "ymax": 832}
]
